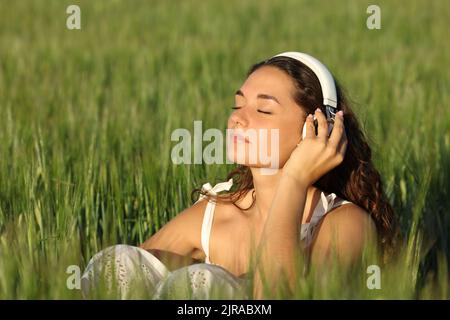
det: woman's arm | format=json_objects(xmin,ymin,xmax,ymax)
[
  {"xmin": 139, "ymin": 200, "xmax": 207, "ymax": 269},
  {"xmin": 252, "ymin": 174, "xmax": 308, "ymax": 299},
  {"xmin": 253, "ymin": 109, "xmax": 348, "ymax": 299},
  {"xmin": 143, "ymin": 248, "xmax": 202, "ymax": 271}
]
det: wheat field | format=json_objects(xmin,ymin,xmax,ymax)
[{"xmin": 0, "ymin": 0, "xmax": 449, "ymax": 299}]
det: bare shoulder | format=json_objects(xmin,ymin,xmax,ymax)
[
  {"xmin": 311, "ymin": 203, "xmax": 377, "ymax": 264},
  {"xmin": 205, "ymin": 189, "xmax": 255, "ymax": 222},
  {"xmin": 139, "ymin": 199, "xmax": 208, "ymax": 255},
  {"xmin": 323, "ymin": 203, "xmax": 377, "ymax": 236},
  {"xmin": 139, "ymin": 189, "xmax": 252, "ymax": 260}
]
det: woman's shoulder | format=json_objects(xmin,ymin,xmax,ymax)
[
  {"xmin": 193, "ymin": 190, "xmax": 253, "ymax": 223},
  {"xmin": 215, "ymin": 189, "xmax": 255, "ymax": 220},
  {"xmin": 322, "ymin": 202, "xmax": 375, "ymax": 232},
  {"xmin": 311, "ymin": 202, "xmax": 377, "ymax": 263}
]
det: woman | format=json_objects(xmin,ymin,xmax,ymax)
[{"xmin": 81, "ymin": 52, "xmax": 398, "ymax": 300}]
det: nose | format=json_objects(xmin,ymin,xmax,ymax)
[{"xmin": 229, "ymin": 108, "xmax": 249, "ymax": 128}]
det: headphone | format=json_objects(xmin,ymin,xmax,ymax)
[{"xmin": 271, "ymin": 52, "xmax": 338, "ymax": 138}]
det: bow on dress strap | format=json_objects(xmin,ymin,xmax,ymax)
[{"xmin": 197, "ymin": 178, "xmax": 234, "ymax": 202}]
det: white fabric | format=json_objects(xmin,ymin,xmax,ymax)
[
  {"xmin": 81, "ymin": 244, "xmax": 248, "ymax": 300},
  {"xmin": 81, "ymin": 244, "xmax": 171, "ymax": 299},
  {"xmin": 152, "ymin": 262, "xmax": 248, "ymax": 300}
]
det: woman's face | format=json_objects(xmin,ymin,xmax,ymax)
[{"xmin": 227, "ymin": 66, "xmax": 307, "ymax": 169}]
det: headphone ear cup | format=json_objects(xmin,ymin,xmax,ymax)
[
  {"xmin": 324, "ymin": 105, "xmax": 337, "ymax": 137},
  {"xmin": 327, "ymin": 122, "xmax": 334, "ymax": 137}
]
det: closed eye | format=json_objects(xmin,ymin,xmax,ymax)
[{"xmin": 231, "ymin": 106, "xmax": 272, "ymax": 115}]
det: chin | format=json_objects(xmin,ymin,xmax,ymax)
[
  {"xmin": 225, "ymin": 136, "xmax": 282, "ymax": 169},
  {"xmin": 226, "ymin": 154, "xmax": 282, "ymax": 170}
]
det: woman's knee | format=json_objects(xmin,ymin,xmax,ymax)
[
  {"xmin": 81, "ymin": 244, "xmax": 168, "ymax": 299},
  {"xmin": 153, "ymin": 263, "xmax": 248, "ymax": 300}
]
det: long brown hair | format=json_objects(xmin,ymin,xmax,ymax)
[{"xmin": 192, "ymin": 55, "xmax": 399, "ymax": 259}]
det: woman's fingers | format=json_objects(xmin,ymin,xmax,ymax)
[
  {"xmin": 303, "ymin": 109, "xmax": 347, "ymax": 165},
  {"xmin": 304, "ymin": 114, "xmax": 316, "ymax": 139},
  {"xmin": 315, "ymin": 108, "xmax": 329, "ymax": 140}
]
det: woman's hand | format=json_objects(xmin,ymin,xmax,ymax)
[{"xmin": 282, "ymin": 108, "xmax": 347, "ymax": 187}]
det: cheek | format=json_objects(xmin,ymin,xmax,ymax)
[
  {"xmin": 277, "ymin": 120, "xmax": 303, "ymax": 164},
  {"xmin": 281, "ymin": 122, "xmax": 302, "ymax": 145},
  {"xmin": 250, "ymin": 120, "xmax": 300, "ymax": 166},
  {"xmin": 255, "ymin": 120, "xmax": 278, "ymax": 144},
  {"xmin": 227, "ymin": 116, "xmax": 233, "ymax": 129},
  {"xmin": 278, "ymin": 106, "xmax": 303, "ymax": 140}
]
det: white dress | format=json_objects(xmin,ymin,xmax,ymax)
[{"xmin": 80, "ymin": 179, "xmax": 352, "ymax": 299}]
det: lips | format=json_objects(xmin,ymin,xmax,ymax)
[{"xmin": 233, "ymin": 134, "xmax": 250, "ymax": 144}]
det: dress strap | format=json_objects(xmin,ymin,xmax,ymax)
[
  {"xmin": 300, "ymin": 191, "xmax": 352, "ymax": 246},
  {"xmin": 197, "ymin": 179, "xmax": 233, "ymax": 264}
]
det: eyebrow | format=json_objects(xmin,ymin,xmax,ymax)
[{"xmin": 235, "ymin": 89, "xmax": 281, "ymax": 105}]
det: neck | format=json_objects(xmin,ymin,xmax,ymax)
[{"xmin": 249, "ymin": 167, "xmax": 318, "ymax": 225}]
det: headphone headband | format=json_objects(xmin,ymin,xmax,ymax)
[{"xmin": 271, "ymin": 52, "xmax": 337, "ymax": 108}]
